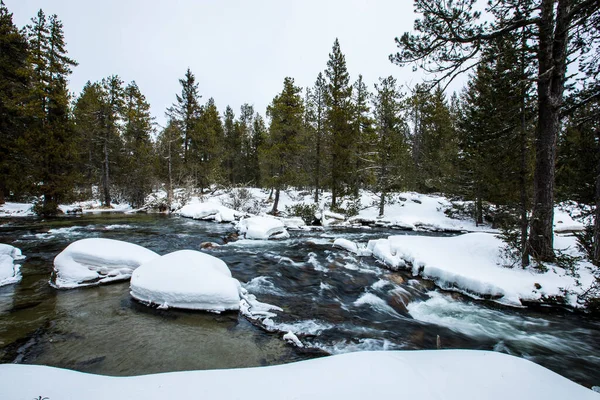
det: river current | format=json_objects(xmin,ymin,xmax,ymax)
[{"xmin": 0, "ymin": 213, "xmax": 598, "ymax": 388}]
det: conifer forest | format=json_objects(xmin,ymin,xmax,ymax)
[{"xmin": 1, "ymin": 1, "xmax": 600, "ymax": 398}]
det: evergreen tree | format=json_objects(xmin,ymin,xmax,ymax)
[
  {"xmin": 196, "ymin": 97, "xmax": 224, "ymax": 189},
  {"xmin": 98, "ymin": 75, "xmax": 124, "ymax": 207},
  {"xmin": 391, "ymin": 0, "xmax": 600, "ymax": 260},
  {"xmin": 250, "ymin": 113, "xmax": 267, "ymax": 186},
  {"xmin": 239, "ymin": 103, "xmax": 255, "ymax": 183},
  {"xmin": 121, "ymin": 81, "xmax": 154, "ymax": 207},
  {"xmin": 351, "ymin": 74, "xmax": 375, "ymax": 196},
  {"xmin": 167, "ymin": 68, "xmax": 201, "ymax": 166},
  {"xmin": 156, "ymin": 122, "xmax": 183, "ymax": 208},
  {"xmin": 372, "ymin": 76, "xmax": 409, "ymax": 216},
  {"xmin": 409, "ymin": 86, "xmax": 457, "ymax": 193},
  {"xmin": 307, "ymin": 72, "xmax": 328, "ymax": 203},
  {"xmin": 223, "ymin": 105, "xmax": 242, "ymax": 184},
  {"xmin": 73, "ymin": 81, "xmax": 104, "ymax": 192},
  {"xmin": 325, "ymin": 39, "xmax": 353, "ymax": 207},
  {"xmin": 0, "ymin": 1, "xmax": 30, "ymax": 203},
  {"xmin": 264, "ymin": 77, "xmax": 305, "ymax": 214},
  {"xmin": 25, "ymin": 10, "xmax": 79, "ymax": 215}
]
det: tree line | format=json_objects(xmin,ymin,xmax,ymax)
[{"xmin": 1, "ymin": 2, "xmax": 598, "ymax": 267}]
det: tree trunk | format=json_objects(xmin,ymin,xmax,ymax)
[
  {"xmin": 475, "ymin": 196, "xmax": 483, "ymax": 226},
  {"xmin": 271, "ymin": 187, "xmax": 280, "ymax": 215},
  {"xmin": 519, "ymin": 29, "xmax": 530, "ymax": 268},
  {"xmin": 528, "ymin": 0, "xmax": 571, "ymax": 262},
  {"xmin": 314, "ymin": 131, "xmax": 321, "ymax": 203},
  {"xmin": 593, "ymin": 130, "xmax": 600, "ymax": 266},
  {"xmin": 103, "ymin": 136, "xmax": 111, "ymax": 207},
  {"xmin": 379, "ymin": 190, "xmax": 386, "ymax": 217}
]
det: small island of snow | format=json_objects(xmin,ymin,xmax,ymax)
[
  {"xmin": 0, "ymin": 243, "xmax": 25, "ymax": 287},
  {"xmin": 130, "ymin": 249, "xmax": 241, "ymax": 312},
  {"xmin": 51, "ymin": 238, "xmax": 160, "ymax": 289}
]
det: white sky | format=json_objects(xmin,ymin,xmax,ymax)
[{"xmin": 8, "ymin": 0, "xmax": 464, "ymax": 128}]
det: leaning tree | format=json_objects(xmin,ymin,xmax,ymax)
[{"xmin": 391, "ymin": 0, "xmax": 600, "ymax": 261}]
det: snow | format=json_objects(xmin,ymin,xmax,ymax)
[
  {"xmin": 130, "ymin": 250, "xmax": 241, "ymax": 312},
  {"xmin": 283, "ymin": 331, "xmax": 304, "ymax": 347},
  {"xmin": 176, "ymin": 199, "xmax": 242, "ymax": 222},
  {"xmin": 333, "ymin": 238, "xmax": 371, "ymax": 256},
  {"xmin": 0, "ymin": 243, "xmax": 24, "ymax": 287},
  {"xmin": 52, "ymin": 238, "xmax": 160, "ymax": 289},
  {"xmin": 0, "ymin": 202, "xmax": 34, "ymax": 217},
  {"xmin": 1, "ymin": 350, "xmax": 597, "ymax": 400},
  {"xmin": 366, "ymin": 232, "xmax": 596, "ymax": 307},
  {"xmin": 236, "ymin": 216, "xmax": 290, "ymax": 239}
]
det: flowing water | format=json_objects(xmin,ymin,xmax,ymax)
[{"xmin": 0, "ymin": 214, "xmax": 599, "ymax": 388}]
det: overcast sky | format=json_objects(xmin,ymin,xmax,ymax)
[{"xmin": 8, "ymin": 0, "xmax": 461, "ymax": 128}]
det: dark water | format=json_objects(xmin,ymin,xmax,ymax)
[{"xmin": 0, "ymin": 214, "xmax": 599, "ymax": 388}]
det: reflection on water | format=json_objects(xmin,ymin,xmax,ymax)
[{"xmin": 0, "ymin": 213, "xmax": 599, "ymax": 388}]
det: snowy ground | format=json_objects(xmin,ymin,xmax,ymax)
[{"xmin": 0, "ymin": 350, "xmax": 597, "ymax": 400}]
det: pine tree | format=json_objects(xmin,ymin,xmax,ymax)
[
  {"xmin": 99, "ymin": 75, "xmax": 124, "ymax": 207},
  {"xmin": 372, "ymin": 76, "xmax": 409, "ymax": 216},
  {"xmin": 250, "ymin": 113, "xmax": 267, "ymax": 186},
  {"xmin": 121, "ymin": 81, "xmax": 154, "ymax": 207},
  {"xmin": 308, "ymin": 72, "xmax": 328, "ymax": 203},
  {"xmin": 73, "ymin": 81, "xmax": 104, "ymax": 192},
  {"xmin": 167, "ymin": 68, "xmax": 201, "ymax": 166},
  {"xmin": 325, "ymin": 39, "xmax": 353, "ymax": 207},
  {"xmin": 156, "ymin": 122, "xmax": 183, "ymax": 208},
  {"xmin": 196, "ymin": 97, "xmax": 224, "ymax": 189},
  {"xmin": 239, "ymin": 103, "xmax": 255, "ymax": 183},
  {"xmin": 351, "ymin": 74, "xmax": 375, "ymax": 196},
  {"xmin": 25, "ymin": 10, "xmax": 79, "ymax": 215},
  {"xmin": 264, "ymin": 77, "xmax": 305, "ymax": 214},
  {"xmin": 391, "ymin": 0, "xmax": 600, "ymax": 260},
  {"xmin": 0, "ymin": 1, "xmax": 30, "ymax": 203}
]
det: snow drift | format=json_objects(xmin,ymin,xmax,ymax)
[{"xmin": 0, "ymin": 350, "xmax": 597, "ymax": 400}]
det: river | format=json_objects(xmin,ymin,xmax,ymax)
[{"xmin": 0, "ymin": 213, "xmax": 598, "ymax": 388}]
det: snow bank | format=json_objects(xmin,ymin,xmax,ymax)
[
  {"xmin": 368, "ymin": 233, "xmax": 596, "ymax": 307},
  {"xmin": 236, "ymin": 216, "xmax": 289, "ymax": 239},
  {"xmin": 52, "ymin": 238, "xmax": 159, "ymax": 289},
  {"xmin": 0, "ymin": 202, "xmax": 34, "ymax": 217},
  {"xmin": 0, "ymin": 243, "xmax": 25, "ymax": 287},
  {"xmin": 0, "ymin": 350, "xmax": 597, "ymax": 400},
  {"xmin": 177, "ymin": 200, "xmax": 241, "ymax": 222},
  {"xmin": 130, "ymin": 250, "xmax": 241, "ymax": 312}
]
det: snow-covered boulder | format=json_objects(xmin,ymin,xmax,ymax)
[
  {"xmin": 130, "ymin": 250, "xmax": 241, "ymax": 312},
  {"xmin": 280, "ymin": 217, "xmax": 306, "ymax": 229},
  {"xmin": 0, "ymin": 350, "xmax": 598, "ymax": 400},
  {"xmin": 52, "ymin": 238, "xmax": 159, "ymax": 289},
  {"xmin": 0, "ymin": 243, "xmax": 25, "ymax": 287},
  {"xmin": 236, "ymin": 216, "xmax": 290, "ymax": 240},
  {"xmin": 333, "ymin": 238, "xmax": 371, "ymax": 256},
  {"xmin": 177, "ymin": 202, "xmax": 241, "ymax": 222}
]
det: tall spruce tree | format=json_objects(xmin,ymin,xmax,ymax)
[
  {"xmin": 250, "ymin": 113, "xmax": 267, "ymax": 186},
  {"xmin": 167, "ymin": 68, "xmax": 201, "ymax": 166},
  {"xmin": 372, "ymin": 76, "xmax": 409, "ymax": 216},
  {"xmin": 264, "ymin": 77, "xmax": 305, "ymax": 214},
  {"xmin": 325, "ymin": 39, "xmax": 353, "ymax": 207},
  {"xmin": 196, "ymin": 97, "xmax": 224, "ymax": 189},
  {"xmin": 351, "ymin": 74, "xmax": 375, "ymax": 196},
  {"xmin": 25, "ymin": 10, "xmax": 79, "ymax": 215},
  {"xmin": 99, "ymin": 75, "xmax": 124, "ymax": 207},
  {"xmin": 121, "ymin": 81, "xmax": 154, "ymax": 207},
  {"xmin": 308, "ymin": 72, "xmax": 328, "ymax": 203},
  {"xmin": 0, "ymin": 1, "xmax": 30, "ymax": 203}
]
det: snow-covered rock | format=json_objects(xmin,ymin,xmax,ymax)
[
  {"xmin": 280, "ymin": 217, "xmax": 306, "ymax": 229},
  {"xmin": 177, "ymin": 201, "xmax": 241, "ymax": 222},
  {"xmin": 130, "ymin": 250, "xmax": 241, "ymax": 312},
  {"xmin": 368, "ymin": 232, "xmax": 596, "ymax": 307},
  {"xmin": 52, "ymin": 238, "xmax": 160, "ymax": 289},
  {"xmin": 0, "ymin": 243, "xmax": 25, "ymax": 287},
  {"xmin": 0, "ymin": 350, "xmax": 597, "ymax": 400},
  {"xmin": 236, "ymin": 216, "xmax": 289, "ymax": 239},
  {"xmin": 333, "ymin": 238, "xmax": 371, "ymax": 256}
]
